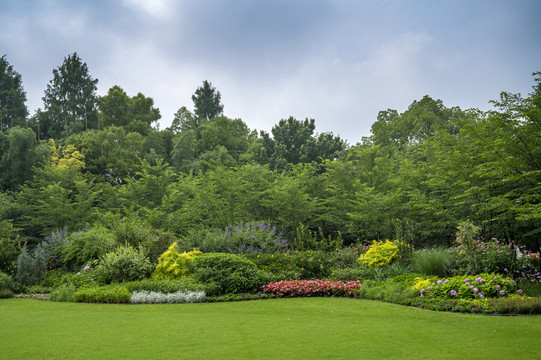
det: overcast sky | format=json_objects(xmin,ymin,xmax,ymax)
[{"xmin": 1, "ymin": 0, "xmax": 540, "ymax": 143}]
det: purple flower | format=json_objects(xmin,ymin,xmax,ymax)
[
  {"xmin": 427, "ymin": 286, "xmax": 432, "ymax": 290},
  {"xmin": 469, "ymin": 285, "xmax": 474, "ymax": 290},
  {"xmin": 450, "ymin": 290, "xmax": 457, "ymax": 297},
  {"xmin": 480, "ymin": 279, "xmax": 486, "ymax": 284},
  {"xmin": 464, "ymin": 279, "xmax": 470, "ymax": 283},
  {"xmin": 437, "ymin": 280, "xmax": 442, "ymax": 285},
  {"xmin": 83, "ymin": 265, "xmax": 90, "ymax": 271},
  {"xmin": 493, "ymin": 276, "xmax": 498, "ymax": 280},
  {"xmin": 479, "ymin": 294, "xmax": 484, "ymax": 299},
  {"xmin": 496, "ymin": 285, "xmax": 501, "ymax": 290},
  {"xmin": 518, "ymin": 289, "xmax": 523, "ymax": 295},
  {"xmin": 473, "ymin": 288, "xmax": 479, "ymax": 293},
  {"xmin": 475, "ymin": 277, "xmax": 482, "ymax": 282},
  {"xmin": 420, "ymin": 289, "xmax": 425, "ymax": 297},
  {"xmin": 499, "ymin": 290, "xmax": 505, "ymax": 296}
]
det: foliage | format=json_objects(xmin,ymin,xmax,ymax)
[
  {"xmin": 49, "ymin": 285, "xmax": 76, "ymax": 302},
  {"xmin": 205, "ymin": 293, "xmax": 275, "ymax": 302},
  {"xmin": 251, "ymin": 250, "xmax": 331, "ymax": 280},
  {"xmin": 328, "ymin": 267, "xmax": 366, "ymax": 282},
  {"xmin": 15, "ymin": 245, "xmax": 46, "ymax": 286},
  {"xmin": 488, "ymin": 296, "xmax": 541, "ymax": 314},
  {"xmin": 97, "ymin": 244, "xmax": 153, "ymax": 284},
  {"xmin": 61, "ymin": 225, "xmax": 117, "ymax": 270},
  {"xmin": 73, "ymin": 284, "xmax": 131, "ymax": 303},
  {"xmin": 0, "ymin": 220, "xmax": 21, "ymax": 274},
  {"xmin": 192, "ymin": 80, "xmax": 224, "ymax": 122},
  {"xmin": 0, "ymin": 271, "xmax": 15, "ymax": 291},
  {"xmin": 41, "ymin": 52, "xmax": 99, "ymax": 139},
  {"xmin": 357, "ymin": 240, "xmax": 400, "ymax": 268},
  {"xmin": 189, "ymin": 252, "xmax": 271, "ymax": 295},
  {"xmin": 0, "ymin": 55, "xmax": 28, "ymax": 131},
  {"xmin": 328, "ymin": 246, "xmax": 362, "ymax": 269},
  {"xmin": 0, "ymin": 288, "xmax": 14, "ymax": 298},
  {"xmin": 38, "ymin": 228, "xmax": 69, "ymax": 270},
  {"xmin": 130, "ymin": 290, "xmax": 206, "ymax": 304},
  {"xmin": 262, "ymin": 279, "xmax": 361, "ymax": 298},
  {"xmin": 40, "ymin": 265, "xmax": 103, "ymax": 289},
  {"xmin": 292, "ymin": 223, "xmax": 343, "ymax": 252},
  {"xmin": 358, "ymin": 280, "xmax": 418, "ymax": 303},
  {"xmin": 152, "ymin": 242, "xmax": 201, "ymax": 279},
  {"xmin": 410, "ymin": 248, "xmax": 455, "ymax": 277},
  {"xmin": 182, "ymin": 222, "xmax": 289, "ymax": 254},
  {"xmin": 418, "ymin": 274, "xmax": 518, "ymax": 299}
]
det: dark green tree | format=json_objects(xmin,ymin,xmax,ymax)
[
  {"xmin": 41, "ymin": 52, "xmax": 98, "ymax": 139},
  {"xmin": 192, "ymin": 80, "xmax": 224, "ymax": 122},
  {"xmin": 0, "ymin": 55, "xmax": 28, "ymax": 131}
]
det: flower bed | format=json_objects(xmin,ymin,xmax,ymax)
[{"xmin": 261, "ymin": 279, "xmax": 361, "ymax": 298}]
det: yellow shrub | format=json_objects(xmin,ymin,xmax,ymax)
[
  {"xmin": 411, "ymin": 277, "xmax": 431, "ymax": 292},
  {"xmin": 357, "ymin": 240, "xmax": 399, "ymax": 268},
  {"xmin": 152, "ymin": 242, "xmax": 201, "ymax": 279}
]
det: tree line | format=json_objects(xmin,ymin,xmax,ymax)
[{"xmin": 0, "ymin": 53, "xmax": 539, "ymax": 269}]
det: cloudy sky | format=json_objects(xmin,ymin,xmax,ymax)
[{"xmin": 1, "ymin": 0, "xmax": 540, "ymax": 143}]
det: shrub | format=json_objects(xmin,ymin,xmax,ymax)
[
  {"xmin": 251, "ymin": 250, "xmax": 331, "ymax": 280},
  {"xmin": 358, "ymin": 280, "xmax": 417, "ymax": 303},
  {"xmin": 410, "ymin": 248, "xmax": 455, "ymax": 277},
  {"xmin": 37, "ymin": 228, "xmax": 69, "ymax": 270},
  {"xmin": 0, "ymin": 288, "xmax": 14, "ymax": 299},
  {"xmin": 329, "ymin": 267, "xmax": 366, "ymax": 282},
  {"xmin": 357, "ymin": 240, "xmax": 400, "ymax": 268},
  {"xmin": 73, "ymin": 284, "xmax": 131, "ymax": 303},
  {"xmin": 25, "ymin": 285, "xmax": 52, "ymax": 294},
  {"xmin": 488, "ymin": 297, "xmax": 541, "ymax": 315},
  {"xmin": 123, "ymin": 277, "xmax": 208, "ymax": 294},
  {"xmin": 98, "ymin": 244, "xmax": 154, "ymax": 284},
  {"xmin": 189, "ymin": 253, "xmax": 272, "ymax": 295},
  {"xmin": 181, "ymin": 222, "xmax": 289, "ymax": 254},
  {"xmin": 328, "ymin": 246, "xmax": 362, "ymax": 269},
  {"xmin": 49, "ymin": 285, "xmax": 76, "ymax": 302},
  {"xmin": 262, "ymin": 280, "xmax": 361, "ymax": 298},
  {"xmin": 0, "ymin": 220, "xmax": 21, "ymax": 274},
  {"xmin": 354, "ymin": 262, "xmax": 411, "ymax": 282},
  {"xmin": 152, "ymin": 243, "xmax": 201, "ymax": 279},
  {"xmin": 15, "ymin": 245, "xmax": 46, "ymax": 286},
  {"xmin": 0, "ymin": 271, "xmax": 15, "ymax": 291},
  {"xmin": 62, "ymin": 225, "xmax": 117, "ymax": 270},
  {"xmin": 130, "ymin": 290, "xmax": 206, "ymax": 304},
  {"xmin": 292, "ymin": 224, "xmax": 343, "ymax": 252},
  {"xmin": 41, "ymin": 265, "xmax": 104, "ymax": 289}
]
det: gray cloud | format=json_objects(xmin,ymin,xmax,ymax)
[{"xmin": 1, "ymin": 0, "xmax": 539, "ymax": 143}]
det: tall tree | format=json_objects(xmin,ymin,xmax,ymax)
[
  {"xmin": 192, "ymin": 80, "xmax": 224, "ymax": 122},
  {"xmin": 42, "ymin": 52, "xmax": 98, "ymax": 139},
  {"xmin": 0, "ymin": 55, "xmax": 28, "ymax": 131}
]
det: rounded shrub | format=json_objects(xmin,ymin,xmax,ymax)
[
  {"xmin": 98, "ymin": 244, "xmax": 153, "ymax": 284},
  {"xmin": 62, "ymin": 225, "xmax": 117, "ymax": 270},
  {"xmin": 357, "ymin": 240, "xmax": 400, "ymax": 268},
  {"xmin": 189, "ymin": 253, "xmax": 271, "ymax": 295},
  {"xmin": 152, "ymin": 242, "xmax": 201, "ymax": 279}
]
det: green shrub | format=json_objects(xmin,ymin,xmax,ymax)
[
  {"xmin": 358, "ymin": 279, "xmax": 417, "ymax": 303},
  {"xmin": 0, "ymin": 271, "xmax": 15, "ymax": 291},
  {"xmin": 410, "ymin": 248, "xmax": 455, "ymax": 277},
  {"xmin": 98, "ymin": 244, "xmax": 153, "ymax": 284},
  {"xmin": 0, "ymin": 288, "xmax": 14, "ymax": 299},
  {"xmin": 353, "ymin": 262, "xmax": 411, "ymax": 282},
  {"xmin": 251, "ymin": 250, "xmax": 331, "ymax": 280},
  {"xmin": 73, "ymin": 284, "xmax": 131, "ymax": 303},
  {"xmin": 488, "ymin": 297, "xmax": 541, "ymax": 314},
  {"xmin": 292, "ymin": 224, "xmax": 343, "ymax": 252},
  {"xmin": 357, "ymin": 240, "xmax": 400, "ymax": 268},
  {"xmin": 41, "ymin": 265, "xmax": 104, "ymax": 289},
  {"xmin": 152, "ymin": 243, "xmax": 201, "ymax": 279},
  {"xmin": 421, "ymin": 274, "xmax": 518, "ymax": 299},
  {"xmin": 329, "ymin": 267, "xmax": 366, "ymax": 282},
  {"xmin": 0, "ymin": 220, "xmax": 21, "ymax": 274},
  {"xmin": 15, "ymin": 245, "xmax": 46, "ymax": 286},
  {"xmin": 62, "ymin": 225, "xmax": 117, "ymax": 270},
  {"xmin": 181, "ymin": 222, "xmax": 289, "ymax": 254},
  {"xmin": 25, "ymin": 285, "xmax": 52, "ymax": 294},
  {"xmin": 38, "ymin": 228, "xmax": 69, "ymax": 270},
  {"xmin": 328, "ymin": 246, "xmax": 362, "ymax": 269},
  {"xmin": 123, "ymin": 277, "xmax": 208, "ymax": 294},
  {"xmin": 49, "ymin": 285, "xmax": 76, "ymax": 302},
  {"xmin": 189, "ymin": 253, "xmax": 272, "ymax": 295}
]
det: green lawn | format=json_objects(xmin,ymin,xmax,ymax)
[{"xmin": 1, "ymin": 298, "xmax": 539, "ymax": 359}]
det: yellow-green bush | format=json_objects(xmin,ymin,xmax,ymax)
[
  {"xmin": 357, "ymin": 240, "xmax": 400, "ymax": 268},
  {"xmin": 152, "ymin": 242, "xmax": 201, "ymax": 279},
  {"xmin": 411, "ymin": 277, "xmax": 431, "ymax": 292}
]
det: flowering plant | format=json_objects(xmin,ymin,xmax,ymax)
[{"xmin": 262, "ymin": 279, "xmax": 361, "ymax": 298}]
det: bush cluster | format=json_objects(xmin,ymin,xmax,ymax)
[
  {"xmin": 414, "ymin": 274, "xmax": 519, "ymax": 299},
  {"xmin": 357, "ymin": 240, "xmax": 400, "ymax": 268},
  {"xmin": 152, "ymin": 243, "xmax": 201, "ymax": 279},
  {"xmin": 98, "ymin": 244, "xmax": 153, "ymax": 284},
  {"xmin": 73, "ymin": 284, "xmax": 131, "ymax": 303},
  {"xmin": 251, "ymin": 250, "xmax": 331, "ymax": 280}
]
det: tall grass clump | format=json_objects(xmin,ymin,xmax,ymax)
[{"xmin": 410, "ymin": 248, "xmax": 454, "ymax": 277}]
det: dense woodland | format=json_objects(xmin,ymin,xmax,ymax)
[{"xmin": 0, "ymin": 53, "xmax": 540, "ymax": 275}]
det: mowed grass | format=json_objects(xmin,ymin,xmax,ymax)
[{"xmin": 1, "ymin": 298, "xmax": 540, "ymax": 360}]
